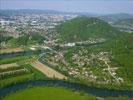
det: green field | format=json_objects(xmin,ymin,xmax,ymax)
[
  {"xmin": 0, "ymin": 64, "xmax": 46, "ymax": 88},
  {"xmin": 0, "ymin": 55, "xmax": 39, "ymax": 65},
  {"xmin": 3, "ymin": 86, "xmax": 132, "ymax": 100},
  {"xmin": 3, "ymin": 87, "xmax": 93, "ymax": 100},
  {"xmin": 0, "ymin": 74, "xmax": 33, "ymax": 88}
]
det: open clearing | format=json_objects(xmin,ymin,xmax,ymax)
[
  {"xmin": 0, "ymin": 48, "xmax": 23, "ymax": 54},
  {"xmin": 30, "ymin": 61, "xmax": 67, "ymax": 79},
  {"xmin": 3, "ymin": 86, "xmax": 95, "ymax": 100}
]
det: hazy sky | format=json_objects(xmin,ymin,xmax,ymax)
[{"xmin": 1, "ymin": 0, "xmax": 133, "ymax": 14}]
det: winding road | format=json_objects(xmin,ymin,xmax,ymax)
[{"xmin": 104, "ymin": 61, "xmax": 120, "ymax": 84}]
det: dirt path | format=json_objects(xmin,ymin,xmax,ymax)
[
  {"xmin": 30, "ymin": 61, "xmax": 67, "ymax": 79},
  {"xmin": 0, "ymin": 48, "xmax": 23, "ymax": 54},
  {"xmin": 0, "ymin": 63, "xmax": 18, "ymax": 69}
]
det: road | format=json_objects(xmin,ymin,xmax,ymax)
[{"xmin": 104, "ymin": 61, "xmax": 120, "ymax": 84}]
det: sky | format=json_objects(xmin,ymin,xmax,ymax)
[{"xmin": 1, "ymin": 0, "xmax": 133, "ymax": 14}]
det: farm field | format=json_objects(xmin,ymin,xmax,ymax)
[
  {"xmin": 0, "ymin": 49, "xmax": 132, "ymax": 99},
  {"xmin": 31, "ymin": 61, "xmax": 67, "ymax": 79},
  {"xmin": 0, "ymin": 48, "xmax": 24, "ymax": 54},
  {"xmin": 0, "ymin": 63, "xmax": 18, "ymax": 69},
  {"xmin": 0, "ymin": 56, "xmax": 38, "ymax": 65},
  {"xmin": 0, "ymin": 7, "xmax": 133, "ymax": 100},
  {"xmin": 0, "ymin": 56, "xmax": 46, "ymax": 88}
]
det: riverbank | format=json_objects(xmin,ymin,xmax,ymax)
[
  {"xmin": 0, "ymin": 49, "xmax": 132, "ymax": 98},
  {"xmin": 0, "ymin": 80, "xmax": 133, "ymax": 99},
  {"xmin": 3, "ymin": 86, "xmax": 95, "ymax": 100},
  {"xmin": 3, "ymin": 86, "xmax": 132, "ymax": 100}
]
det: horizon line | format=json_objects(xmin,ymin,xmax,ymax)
[{"xmin": 1, "ymin": 9, "xmax": 133, "ymax": 15}]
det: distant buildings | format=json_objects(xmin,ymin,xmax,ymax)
[{"xmin": 0, "ymin": 13, "xmax": 78, "ymax": 37}]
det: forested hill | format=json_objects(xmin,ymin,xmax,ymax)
[{"xmin": 56, "ymin": 17, "xmax": 123, "ymax": 43}]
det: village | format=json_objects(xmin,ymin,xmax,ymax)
[{"xmin": 44, "ymin": 47, "xmax": 124, "ymax": 85}]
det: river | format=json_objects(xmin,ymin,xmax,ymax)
[
  {"xmin": 0, "ymin": 80, "xmax": 133, "ymax": 98},
  {"xmin": 0, "ymin": 50, "xmax": 133, "ymax": 98}
]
